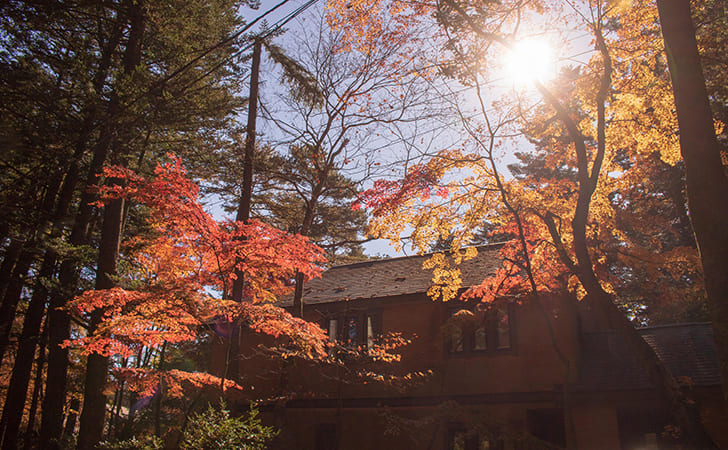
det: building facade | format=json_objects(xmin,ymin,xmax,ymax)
[{"xmin": 211, "ymin": 244, "xmax": 727, "ymax": 449}]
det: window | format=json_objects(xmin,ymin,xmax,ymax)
[
  {"xmin": 345, "ymin": 315, "xmax": 358, "ymax": 346},
  {"xmin": 326, "ymin": 310, "xmax": 381, "ymax": 350},
  {"xmin": 445, "ymin": 302, "xmax": 513, "ymax": 356},
  {"xmin": 327, "ymin": 319, "xmax": 338, "ymax": 343}
]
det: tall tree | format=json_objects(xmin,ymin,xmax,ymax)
[
  {"xmin": 655, "ymin": 0, "xmax": 728, "ymax": 405},
  {"xmin": 266, "ymin": 12, "xmax": 442, "ymax": 316},
  {"xmin": 0, "ymin": 0, "xmax": 246, "ymax": 447}
]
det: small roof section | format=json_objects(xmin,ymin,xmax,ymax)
[
  {"xmin": 577, "ymin": 322, "xmax": 720, "ymax": 390},
  {"xmin": 285, "ymin": 243, "xmax": 505, "ymax": 306}
]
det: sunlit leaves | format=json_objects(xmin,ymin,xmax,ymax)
[{"xmin": 66, "ymin": 155, "xmax": 327, "ymax": 359}]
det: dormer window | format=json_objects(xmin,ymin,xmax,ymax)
[{"xmin": 445, "ymin": 302, "xmax": 514, "ymax": 356}]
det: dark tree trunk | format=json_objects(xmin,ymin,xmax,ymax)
[
  {"xmin": 535, "ymin": 18, "xmax": 717, "ymax": 445},
  {"xmin": 226, "ymin": 37, "xmax": 261, "ymax": 386},
  {"xmin": 0, "ymin": 249, "xmax": 34, "ymax": 364},
  {"xmin": 290, "ymin": 188, "xmax": 321, "ymax": 318},
  {"xmin": 23, "ymin": 316, "xmax": 49, "ymax": 450},
  {"xmin": 76, "ymin": 196, "xmax": 125, "ymax": 450},
  {"xmin": 153, "ymin": 342, "xmax": 166, "ymax": 438},
  {"xmin": 0, "ymin": 239, "xmax": 23, "ymax": 299},
  {"xmin": 656, "ymin": 0, "xmax": 728, "ymax": 407},
  {"xmin": 0, "ymin": 252, "xmax": 55, "ymax": 450},
  {"xmin": 231, "ymin": 37, "xmax": 261, "ymax": 301},
  {"xmin": 39, "ymin": 130, "xmax": 118, "ymax": 448},
  {"xmin": 0, "ymin": 168, "xmax": 64, "ymax": 365}
]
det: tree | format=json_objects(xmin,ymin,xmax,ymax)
[
  {"xmin": 0, "ymin": 0, "xmax": 246, "ymax": 447},
  {"xmin": 329, "ymin": 0, "xmax": 719, "ymax": 446},
  {"xmin": 254, "ymin": 144, "xmax": 368, "ymax": 265},
  {"xmin": 64, "ymin": 156, "xmax": 328, "ymax": 445},
  {"xmin": 269, "ymin": 10, "xmax": 445, "ymax": 316},
  {"xmin": 655, "ymin": 0, "xmax": 728, "ymax": 407}
]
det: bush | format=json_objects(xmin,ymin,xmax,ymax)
[
  {"xmin": 97, "ymin": 435, "xmax": 163, "ymax": 449},
  {"xmin": 181, "ymin": 403, "xmax": 277, "ymax": 450}
]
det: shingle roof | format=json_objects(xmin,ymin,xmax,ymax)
[
  {"xmin": 284, "ymin": 243, "xmax": 504, "ymax": 306},
  {"xmin": 577, "ymin": 323, "xmax": 720, "ymax": 390},
  {"xmin": 641, "ymin": 323, "xmax": 720, "ymax": 386}
]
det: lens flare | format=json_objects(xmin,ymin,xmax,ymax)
[{"xmin": 504, "ymin": 39, "xmax": 556, "ymax": 86}]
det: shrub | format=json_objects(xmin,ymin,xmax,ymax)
[{"xmin": 181, "ymin": 403, "xmax": 277, "ymax": 450}]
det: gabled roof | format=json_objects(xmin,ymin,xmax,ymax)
[
  {"xmin": 577, "ymin": 322, "xmax": 720, "ymax": 390},
  {"xmin": 288, "ymin": 243, "xmax": 505, "ymax": 306}
]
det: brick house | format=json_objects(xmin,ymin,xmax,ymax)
[{"xmin": 212, "ymin": 243, "xmax": 727, "ymax": 449}]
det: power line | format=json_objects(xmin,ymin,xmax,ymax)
[{"xmin": 171, "ymin": 0, "xmax": 320, "ymax": 100}]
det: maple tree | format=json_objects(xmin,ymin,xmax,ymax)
[
  {"xmin": 65, "ymin": 158, "xmax": 412, "ymax": 446},
  {"xmin": 64, "ymin": 156, "xmax": 329, "ymax": 444}
]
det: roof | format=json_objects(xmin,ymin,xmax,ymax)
[
  {"xmin": 285, "ymin": 243, "xmax": 504, "ymax": 306},
  {"xmin": 577, "ymin": 322, "xmax": 720, "ymax": 390}
]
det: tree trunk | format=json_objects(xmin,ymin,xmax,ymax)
[
  {"xmin": 0, "ymin": 249, "xmax": 35, "ymax": 364},
  {"xmin": 231, "ymin": 37, "xmax": 261, "ymax": 301},
  {"xmin": 226, "ymin": 37, "xmax": 261, "ymax": 386},
  {"xmin": 0, "ymin": 167, "xmax": 65, "ymax": 365},
  {"xmin": 153, "ymin": 342, "xmax": 166, "ymax": 438},
  {"xmin": 39, "ymin": 130, "xmax": 119, "ymax": 448},
  {"xmin": 0, "ymin": 252, "xmax": 55, "ymax": 450},
  {"xmin": 43, "ymin": 3, "xmax": 142, "ymax": 447},
  {"xmin": 23, "ymin": 315, "xmax": 49, "ymax": 450},
  {"xmin": 76, "ymin": 196, "xmax": 125, "ymax": 450},
  {"xmin": 656, "ymin": 0, "xmax": 728, "ymax": 407},
  {"xmin": 0, "ymin": 239, "xmax": 23, "ymax": 299},
  {"xmin": 291, "ymin": 189, "xmax": 321, "ymax": 318}
]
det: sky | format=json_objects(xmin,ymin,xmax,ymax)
[{"xmin": 228, "ymin": 0, "xmax": 599, "ymax": 260}]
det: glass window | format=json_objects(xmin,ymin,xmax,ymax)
[
  {"xmin": 451, "ymin": 430, "xmax": 467, "ymax": 450},
  {"xmin": 451, "ymin": 326, "xmax": 464, "ymax": 353},
  {"xmin": 325, "ymin": 311, "xmax": 381, "ymax": 350},
  {"xmin": 366, "ymin": 315, "xmax": 374, "ymax": 349},
  {"xmin": 328, "ymin": 319, "xmax": 338, "ymax": 343},
  {"xmin": 474, "ymin": 324, "xmax": 487, "ymax": 351},
  {"xmin": 448, "ymin": 427, "xmax": 498, "ymax": 450},
  {"xmin": 346, "ymin": 316, "xmax": 358, "ymax": 347},
  {"xmin": 497, "ymin": 307, "xmax": 511, "ymax": 349},
  {"xmin": 446, "ymin": 303, "xmax": 513, "ymax": 356}
]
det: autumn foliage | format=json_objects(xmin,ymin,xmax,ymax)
[{"xmin": 65, "ymin": 155, "xmax": 329, "ymax": 372}]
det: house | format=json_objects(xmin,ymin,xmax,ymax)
[{"xmin": 211, "ymin": 243, "xmax": 727, "ymax": 449}]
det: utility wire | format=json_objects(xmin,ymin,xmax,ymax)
[
  {"xmin": 123, "ymin": 0, "xmax": 319, "ymax": 118},
  {"xmin": 178, "ymin": 0, "xmax": 320, "ymax": 93}
]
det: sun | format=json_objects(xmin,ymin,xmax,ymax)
[{"xmin": 503, "ymin": 38, "xmax": 556, "ymax": 87}]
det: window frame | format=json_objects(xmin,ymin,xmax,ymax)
[
  {"xmin": 324, "ymin": 308, "xmax": 382, "ymax": 350},
  {"xmin": 445, "ymin": 301, "xmax": 515, "ymax": 357}
]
